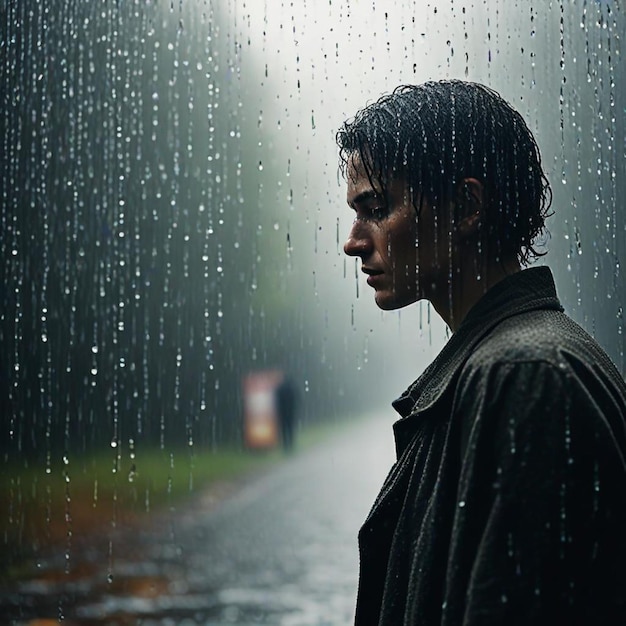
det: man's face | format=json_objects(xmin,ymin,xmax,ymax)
[{"xmin": 343, "ymin": 156, "xmax": 449, "ymax": 310}]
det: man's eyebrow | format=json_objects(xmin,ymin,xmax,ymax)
[{"xmin": 348, "ymin": 189, "xmax": 383, "ymax": 208}]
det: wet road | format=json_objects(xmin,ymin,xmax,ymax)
[{"xmin": 3, "ymin": 413, "xmax": 396, "ymax": 625}]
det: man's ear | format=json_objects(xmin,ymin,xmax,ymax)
[{"xmin": 455, "ymin": 178, "xmax": 484, "ymax": 241}]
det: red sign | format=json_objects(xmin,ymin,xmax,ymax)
[{"xmin": 242, "ymin": 370, "xmax": 282, "ymax": 449}]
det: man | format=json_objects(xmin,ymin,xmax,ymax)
[{"xmin": 337, "ymin": 80, "xmax": 626, "ymax": 625}]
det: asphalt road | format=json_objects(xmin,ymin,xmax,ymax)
[{"xmin": 4, "ymin": 412, "xmax": 396, "ymax": 625}]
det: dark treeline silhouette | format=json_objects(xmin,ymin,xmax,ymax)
[{"xmin": 0, "ymin": 2, "xmax": 353, "ymax": 461}]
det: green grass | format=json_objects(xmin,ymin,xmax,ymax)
[{"xmin": 0, "ymin": 415, "xmax": 358, "ymax": 580}]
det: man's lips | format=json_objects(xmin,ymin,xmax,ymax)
[{"xmin": 362, "ymin": 267, "xmax": 384, "ymax": 285}]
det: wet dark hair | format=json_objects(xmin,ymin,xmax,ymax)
[{"xmin": 336, "ymin": 80, "xmax": 552, "ymax": 265}]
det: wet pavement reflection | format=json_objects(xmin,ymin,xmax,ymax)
[{"xmin": 1, "ymin": 414, "xmax": 395, "ymax": 625}]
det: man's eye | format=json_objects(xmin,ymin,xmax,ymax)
[
  {"xmin": 370, "ymin": 206, "xmax": 388, "ymax": 220},
  {"xmin": 352, "ymin": 205, "xmax": 388, "ymax": 222}
]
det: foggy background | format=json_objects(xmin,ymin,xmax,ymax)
[{"xmin": 1, "ymin": 0, "xmax": 624, "ymax": 556}]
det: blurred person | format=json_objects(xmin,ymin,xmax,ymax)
[
  {"xmin": 275, "ymin": 374, "xmax": 298, "ymax": 452},
  {"xmin": 337, "ymin": 80, "xmax": 626, "ymax": 625}
]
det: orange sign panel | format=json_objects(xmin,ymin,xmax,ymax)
[{"xmin": 242, "ymin": 371, "xmax": 281, "ymax": 449}]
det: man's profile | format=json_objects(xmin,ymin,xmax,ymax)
[{"xmin": 337, "ymin": 80, "xmax": 626, "ymax": 625}]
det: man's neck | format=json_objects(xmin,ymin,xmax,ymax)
[{"xmin": 431, "ymin": 257, "xmax": 521, "ymax": 333}]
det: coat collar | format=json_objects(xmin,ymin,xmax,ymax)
[{"xmin": 391, "ymin": 266, "xmax": 563, "ymax": 456}]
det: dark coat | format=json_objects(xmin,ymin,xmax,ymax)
[{"xmin": 355, "ymin": 267, "xmax": 626, "ymax": 625}]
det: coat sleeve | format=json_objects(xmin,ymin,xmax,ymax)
[{"xmin": 442, "ymin": 359, "xmax": 626, "ymax": 626}]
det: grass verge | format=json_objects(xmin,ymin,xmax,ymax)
[{"xmin": 0, "ymin": 416, "xmax": 356, "ymax": 581}]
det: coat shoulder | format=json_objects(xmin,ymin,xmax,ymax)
[{"xmin": 465, "ymin": 308, "xmax": 622, "ymax": 383}]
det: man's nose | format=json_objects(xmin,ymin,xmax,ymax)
[{"xmin": 343, "ymin": 221, "xmax": 372, "ymax": 257}]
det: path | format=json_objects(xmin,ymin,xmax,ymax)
[{"xmin": 2, "ymin": 413, "xmax": 396, "ymax": 625}]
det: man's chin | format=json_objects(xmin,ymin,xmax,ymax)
[{"xmin": 374, "ymin": 292, "xmax": 414, "ymax": 311}]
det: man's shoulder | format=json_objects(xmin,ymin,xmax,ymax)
[
  {"xmin": 468, "ymin": 310, "xmax": 584, "ymax": 364},
  {"xmin": 461, "ymin": 307, "xmax": 625, "ymax": 396},
  {"xmin": 454, "ymin": 308, "xmax": 626, "ymax": 455}
]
